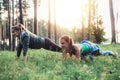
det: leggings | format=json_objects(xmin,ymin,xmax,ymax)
[
  {"xmin": 43, "ymin": 38, "xmax": 62, "ymax": 52},
  {"xmin": 102, "ymin": 50, "xmax": 113, "ymax": 55}
]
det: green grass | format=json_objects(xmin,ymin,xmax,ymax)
[{"xmin": 0, "ymin": 44, "xmax": 120, "ymax": 80}]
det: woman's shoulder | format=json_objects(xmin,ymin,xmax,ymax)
[
  {"xmin": 20, "ymin": 31, "xmax": 29, "ymax": 39},
  {"xmin": 21, "ymin": 31, "xmax": 28, "ymax": 36},
  {"xmin": 73, "ymin": 44, "xmax": 81, "ymax": 47},
  {"xmin": 73, "ymin": 44, "xmax": 81, "ymax": 51}
]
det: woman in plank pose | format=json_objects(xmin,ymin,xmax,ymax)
[
  {"xmin": 60, "ymin": 35, "xmax": 118, "ymax": 61},
  {"xmin": 12, "ymin": 24, "xmax": 61, "ymax": 62}
]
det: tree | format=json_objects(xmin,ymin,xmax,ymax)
[
  {"xmin": 53, "ymin": 0, "xmax": 57, "ymax": 43},
  {"xmin": 22, "ymin": 0, "xmax": 30, "ymax": 28},
  {"xmin": 48, "ymin": 0, "xmax": 51, "ymax": 38},
  {"xmin": 81, "ymin": 14, "xmax": 85, "ymax": 40},
  {"xmin": 12, "ymin": 0, "xmax": 16, "ymax": 51},
  {"xmin": 3, "ymin": 0, "xmax": 8, "ymax": 10},
  {"xmin": 33, "ymin": 0, "xmax": 38, "ymax": 35},
  {"xmin": 72, "ymin": 0, "xmax": 105, "ymax": 43},
  {"xmin": 38, "ymin": 20, "xmax": 48, "ymax": 37},
  {"xmin": 8, "ymin": 0, "xmax": 13, "ymax": 50},
  {"xmin": 19, "ymin": 0, "xmax": 23, "ymax": 24},
  {"xmin": 91, "ymin": 16, "xmax": 106, "ymax": 43},
  {"xmin": 109, "ymin": 0, "xmax": 116, "ymax": 43},
  {"xmin": 87, "ymin": 0, "xmax": 91, "ymax": 40},
  {"xmin": 89, "ymin": 0, "xmax": 106, "ymax": 43},
  {"xmin": 12, "ymin": 0, "xmax": 15, "ymax": 25}
]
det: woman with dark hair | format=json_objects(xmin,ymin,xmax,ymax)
[
  {"xmin": 12, "ymin": 24, "xmax": 61, "ymax": 62},
  {"xmin": 60, "ymin": 35, "xmax": 118, "ymax": 61}
]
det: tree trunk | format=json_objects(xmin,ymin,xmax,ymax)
[
  {"xmin": 12, "ymin": 0, "xmax": 15, "ymax": 25},
  {"xmin": 12, "ymin": 0, "xmax": 16, "ymax": 51},
  {"xmin": 82, "ymin": 15, "xmax": 85, "ymax": 40},
  {"xmin": 109, "ymin": 0, "xmax": 116, "ymax": 43},
  {"xmin": 54, "ymin": 0, "xmax": 57, "ymax": 43},
  {"xmin": 19, "ymin": 0, "xmax": 23, "ymax": 24},
  {"xmin": 48, "ymin": 0, "xmax": 51, "ymax": 38},
  {"xmin": 87, "ymin": 0, "xmax": 91, "ymax": 40},
  {"xmin": 8, "ymin": 0, "xmax": 13, "ymax": 51},
  {"xmin": 34, "ymin": 0, "xmax": 38, "ymax": 35}
]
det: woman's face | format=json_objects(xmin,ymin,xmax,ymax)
[
  {"xmin": 12, "ymin": 30, "xmax": 21, "ymax": 37},
  {"xmin": 60, "ymin": 39, "xmax": 69, "ymax": 49}
]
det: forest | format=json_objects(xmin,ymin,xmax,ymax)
[{"xmin": 0, "ymin": 0, "xmax": 120, "ymax": 80}]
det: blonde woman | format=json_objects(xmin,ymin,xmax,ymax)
[{"xmin": 60, "ymin": 35, "xmax": 118, "ymax": 61}]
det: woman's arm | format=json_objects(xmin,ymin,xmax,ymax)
[
  {"xmin": 62, "ymin": 49, "xmax": 71, "ymax": 60},
  {"xmin": 21, "ymin": 32, "xmax": 30, "ymax": 57},
  {"xmin": 74, "ymin": 45, "xmax": 81, "ymax": 61},
  {"xmin": 21, "ymin": 32, "xmax": 30, "ymax": 62},
  {"xmin": 17, "ymin": 43, "xmax": 23, "ymax": 57},
  {"xmin": 62, "ymin": 49, "xmax": 67, "ymax": 59}
]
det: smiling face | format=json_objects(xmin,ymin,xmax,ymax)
[
  {"xmin": 12, "ymin": 26, "xmax": 21, "ymax": 37},
  {"xmin": 12, "ymin": 30, "xmax": 21, "ymax": 37},
  {"xmin": 60, "ymin": 38, "xmax": 69, "ymax": 49}
]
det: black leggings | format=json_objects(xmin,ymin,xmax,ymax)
[{"xmin": 43, "ymin": 38, "xmax": 62, "ymax": 52}]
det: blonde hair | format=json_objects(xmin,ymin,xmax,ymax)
[
  {"xmin": 60, "ymin": 35, "xmax": 74, "ymax": 46},
  {"xmin": 12, "ymin": 24, "xmax": 37, "ymax": 36}
]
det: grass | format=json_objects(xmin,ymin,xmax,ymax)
[{"xmin": 0, "ymin": 44, "xmax": 120, "ymax": 80}]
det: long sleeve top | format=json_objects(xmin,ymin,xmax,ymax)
[{"xmin": 17, "ymin": 31, "xmax": 45, "ymax": 57}]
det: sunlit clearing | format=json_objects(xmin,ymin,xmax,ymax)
[
  {"xmin": 55, "ymin": 0, "xmax": 82, "ymax": 30},
  {"xmin": 28, "ymin": 0, "xmax": 88, "ymax": 30}
]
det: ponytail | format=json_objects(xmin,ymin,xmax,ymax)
[
  {"xmin": 69, "ymin": 37, "xmax": 74, "ymax": 45},
  {"xmin": 60, "ymin": 35, "xmax": 74, "ymax": 46}
]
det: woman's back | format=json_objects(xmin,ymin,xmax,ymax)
[{"xmin": 20, "ymin": 31, "xmax": 45, "ymax": 49}]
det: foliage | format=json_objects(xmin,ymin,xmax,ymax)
[
  {"xmin": 71, "ymin": 27, "xmax": 84, "ymax": 42},
  {"xmin": 88, "ymin": 0, "xmax": 106, "ymax": 43},
  {"xmin": 0, "ymin": 44, "xmax": 120, "ymax": 80},
  {"xmin": 90, "ymin": 16, "xmax": 106, "ymax": 43},
  {"xmin": 3, "ymin": 0, "xmax": 8, "ymax": 10},
  {"xmin": 38, "ymin": 20, "xmax": 48, "ymax": 37},
  {"xmin": 70, "ymin": 0, "xmax": 106, "ymax": 43}
]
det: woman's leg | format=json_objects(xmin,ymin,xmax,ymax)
[
  {"xmin": 92, "ymin": 50, "xmax": 101, "ymax": 56},
  {"xmin": 81, "ymin": 53, "xmax": 88, "ymax": 60},
  {"xmin": 102, "ymin": 50, "xmax": 113, "ymax": 55},
  {"xmin": 43, "ymin": 38, "xmax": 62, "ymax": 52},
  {"xmin": 102, "ymin": 50, "xmax": 118, "ymax": 58}
]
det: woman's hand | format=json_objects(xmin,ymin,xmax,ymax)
[{"xmin": 66, "ymin": 53, "xmax": 70, "ymax": 58}]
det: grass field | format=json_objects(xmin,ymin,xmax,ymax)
[{"xmin": 0, "ymin": 44, "xmax": 120, "ymax": 80}]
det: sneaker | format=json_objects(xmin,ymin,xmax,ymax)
[{"xmin": 113, "ymin": 52, "xmax": 118, "ymax": 58}]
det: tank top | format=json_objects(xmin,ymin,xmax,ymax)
[{"xmin": 80, "ymin": 43, "xmax": 90, "ymax": 54}]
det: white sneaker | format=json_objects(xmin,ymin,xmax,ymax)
[{"xmin": 113, "ymin": 52, "xmax": 118, "ymax": 58}]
